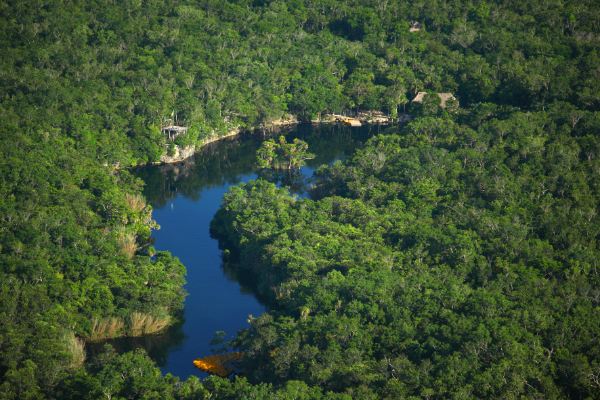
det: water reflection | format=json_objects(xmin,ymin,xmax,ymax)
[
  {"xmin": 136, "ymin": 124, "xmax": 378, "ymax": 207},
  {"xmin": 87, "ymin": 321, "xmax": 186, "ymax": 366},
  {"xmin": 101, "ymin": 124, "xmax": 378, "ymax": 378}
]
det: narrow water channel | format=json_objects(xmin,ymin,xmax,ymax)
[{"xmin": 125, "ymin": 124, "xmax": 378, "ymax": 378}]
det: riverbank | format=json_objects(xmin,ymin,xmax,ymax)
[
  {"xmin": 126, "ymin": 124, "xmax": 374, "ymax": 378},
  {"xmin": 157, "ymin": 115, "xmax": 299, "ymax": 164},
  {"xmin": 158, "ymin": 128, "xmax": 244, "ymax": 164},
  {"xmin": 157, "ymin": 112, "xmax": 392, "ymax": 165}
]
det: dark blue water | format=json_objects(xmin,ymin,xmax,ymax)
[
  {"xmin": 151, "ymin": 175, "xmax": 260, "ymax": 378},
  {"xmin": 126, "ymin": 124, "xmax": 379, "ymax": 378}
]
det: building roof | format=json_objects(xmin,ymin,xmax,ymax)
[
  {"xmin": 409, "ymin": 21, "xmax": 422, "ymax": 32},
  {"xmin": 412, "ymin": 91, "xmax": 428, "ymax": 103},
  {"xmin": 437, "ymin": 93, "xmax": 457, "ymax": 108},
  {"xmin": 161, "ymin": 125, "xmax": 188, "ymax": 132},
  {"xmin": 411, "ymin": 92, "xmax": 457, "ymax": 108}
]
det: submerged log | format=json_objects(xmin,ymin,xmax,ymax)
[{"xmin": 192, "ymin": 352, "xmax": 244, "ymax": 377}]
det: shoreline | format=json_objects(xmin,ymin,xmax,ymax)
[
  {"xmin": 155, "ymin": 113, "xmax": 393, "ymax": 165},
  {"xmin": 155, "ymin": 128, "xmax": 245, "ymax": 165}
]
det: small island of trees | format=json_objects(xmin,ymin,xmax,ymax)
[{"xmin": 256, "ymin": 136, "xmax": 314, "ymax": 170}]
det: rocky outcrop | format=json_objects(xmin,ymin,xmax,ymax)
[
  {"xmin": 159, "ymin": 145, "xmax": 196, "ymax": 164},
  {"xmin": 155, "ymin": 112, "xmax": 392, "ymax": 165},
  {"xmin": 198, "ymin": 128, "xmax": 241, "ymax": 146},
  {"xmin": 157, "ymin": 128, "xmax": 242, "ymax": 165},
  {"xmin": 315, "ymin": 111, "xmax": 392, "ymax": 125},
  {"xmin": 356, "ymin": 111, "xmax": 392, "ymax": 124},
  {"xmin": 260, "ymin": 114, "xmax": 299, "ymax": 129}
]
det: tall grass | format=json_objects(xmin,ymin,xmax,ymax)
[
  {"xmin": 90, "ymin": 317, "xmax": 125, "ymax": 341},
  {"xmin": 125, "ymin": 193, "xmax": 146, "ymax": 212},
  {"xmin": 118, "ymin": 231, "xmax": 137, "ymax": 258},
  {"xmin": 64, "ymin": 332, "xmax": 86, "ymax": 368},
  {"xmin": 300, "ymin": 306, "xmax": 310, "ymax": 320},
  {"xmin": 88, "ymin": 313, "xmax": 172, "ymax": 341},
  {"xmin": 129, "ymin": 312, "xmax": 171, "ymax": 336}
]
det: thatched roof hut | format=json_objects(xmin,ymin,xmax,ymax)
[{"xmin": 411, "ymin": 92, "xmax": 458, "ymax": 108}]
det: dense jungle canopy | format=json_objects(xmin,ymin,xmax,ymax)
[{"xmin": 0, "ymin": 0, "xmax": 599, "ymax": 399}]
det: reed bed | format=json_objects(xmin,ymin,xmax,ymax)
[
  {"xmin": 88, "ymin": 312, "xmax": 171, "ymax": 342},
  {"xmin": 125, "ymin": 193, "xmax": 146, "ymax": 212},
  {"xmin": 129, "ymin": 312, "xmax": 171, "ymax": 336},
  {"xmin": 64, "ymin": 332, "xmax": 86, "ymax": 368},
  {"xmin": 89, "ymin": 317, "xmax": 125, "ymax": 341},
  {"xmin": 118, "ymin": 231, "xmax": 137, "ymax": 259}
]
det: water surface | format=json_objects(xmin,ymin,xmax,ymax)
[{"xmin": 129, "ymin": 124, "xmax": 378, "ymax": 378}]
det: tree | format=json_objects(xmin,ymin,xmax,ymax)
[{"xmin": 256, "ymin": 136, "xmax": 314, "ymax": 170}]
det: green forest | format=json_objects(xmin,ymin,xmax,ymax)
[{"xmin": 1, "ymin": 0, "xmax": 599, "ymax": 399}]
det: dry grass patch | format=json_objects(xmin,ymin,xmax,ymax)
[
  {"xmin": 65, "ymin": 332, "xmax": 86, "ymax": 368},
  {"xmin": 87, "ymin": 313, "xmax": 172, "ymax": 341},
  {"xmin": 118, "ymin": 231, "xmax": 137, "ymax": 258},
  {"xmin": 125, "ymin": 193, "xmax": 146, "ymax": 212},
  {"xmin": 89, "ymin": 317, "xmax": 125, "ymax": 341},
  {"xmin": 129, "ymin": 312, "xmax": 171, "ymax": 336}
]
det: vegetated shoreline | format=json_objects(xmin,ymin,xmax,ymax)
[
  {"xmin": 91, "ymin": 120, "xmax": 297, "ymax": 342},
  {"xmin": 108, "ymin": 113, "xmax": 390, "ymax": 342},
  {"xmin": 156, "ymin": 112, "xmax": 392, "ymax": 165}
]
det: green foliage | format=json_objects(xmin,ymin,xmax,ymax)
[
  {"xmin": 1, "ymin": 0, "xmax": 600, "ymax": 398},
  {"xmin": 54, "ymin": 347, "xmax": 209, "ymax": 400},
  {"xmin": 0, "ymin": 129, "xmax": 186, "ymax": 396},
  {"xmin": 215, "ymin": 110, "xmax": 600, "ymax": 398}
]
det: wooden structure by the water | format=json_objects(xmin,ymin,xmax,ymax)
[
  {"xmin": 331, "ymin": 114, "xmax": 362, "ymax": 127},
  {"xmin": 193, "ymin": 352, "xmax": 244, "ymax": 377},
  {"xmin": 162, "ymin": 125, "xmax": 188, "ymax": 140}
]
